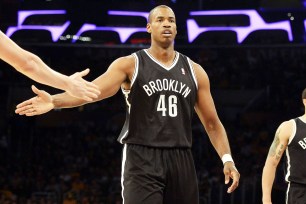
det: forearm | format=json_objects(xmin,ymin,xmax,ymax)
[
  {"xmin": 262, "ymin": 162, "xmax": 276, "ymax": 202},
  {"xmin": 0, "ymin": 31, "xmax": 72, "ymax": 91},
  {"xmin": 206, "ymin": 120, "xmax": 232, "ymax": 158},
  {"xmin": 52, "ymin": 92, "xmax": 87, "ymax": 108},
  {"xmin": 17, "ymin": 52, "xmax": 72, "ymax": 91}
]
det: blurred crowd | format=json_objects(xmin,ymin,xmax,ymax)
[{"xmin": 0, "ymin": 44, "xmax": 305, "ymax": 204}]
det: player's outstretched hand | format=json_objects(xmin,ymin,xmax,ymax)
[
  {"xmin": 66, "ymin": 68, "xmax": 100, "ymax": 101},
  {"xmin": 224, "ymin": 162, "xmax": 240, "ymax": 193},
  {"xmin": 15, "ymin": 85, "xmax": 54, "ymax": 116}
]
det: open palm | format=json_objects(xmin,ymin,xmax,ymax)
[{"xmin": 15, "ymin": 85, "xmax": 54, "ymax": 116}]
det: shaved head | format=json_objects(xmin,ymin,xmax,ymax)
[{"xmin": 148, "ymin": 5, "xmax": 175, "ymax": 23}]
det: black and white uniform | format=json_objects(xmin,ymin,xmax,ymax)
[
  {"xmin": 285, "ymin": 117, "xmax": 306, "ymax": 204},
  {"xmin": 118, "ymin": 49, "xmax": 198, "ymax": 204}
]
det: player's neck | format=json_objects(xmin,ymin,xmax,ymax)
[
  {"xmin": 147, "ymin": 46, "xmax": 175, "ymax": 64},
  {"xmin": 300, "ymin": 111, "xmax": 306, "ymax": 120}
]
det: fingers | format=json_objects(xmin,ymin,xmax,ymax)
[
  {"xmin": 227, "ymin": 170, "xmax": 240, "ymax": 193},
  {"xmin": 84, "ymin": 83, "xmax": 101, "ymax": 97},
  {"xmin": 74, "ymin": 82, "xmax": 100, "ymax": 101},
  {"xmin": 78, "ymin": 68, "xmax": 90, "ymax": 77},
  {"xmin": 15, "ymin": 101, "xmax": 36, "ymax": 115},
  {"xmin": 16, "ymin": 99, "xmax": 33, "ymax": 110},
  {"xmin": 224, "ymin": 164, "xmax": 240, "ymax": 193},
  {"xmin": 67, "ymin": 70, "xmax": 101, "ymax": 101},
  {"xmin": 224, "ymin": 173, "xmax": 230, "ymax": 185},
  {"xmin": 84, "ymin": 80, "xmax": 100, "ymax": 92},
  {"xmin": 82, "ymin": 96, "xmax": 93, "ymax": 102}
]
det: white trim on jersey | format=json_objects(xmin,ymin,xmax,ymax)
[
  {"xmin": 285, "ymin": 148, "xmax": 291, "ymax": 182},
  {"xmin": 121, "ymin": 88, "xmax": 131, "ymax": 113},
  {"xmin": 119, "ymin": 130, "xmax": 129, "ymax": 144},
  {"xmin": 288, "ymin": 119, "xmax": 297, "ymax": 145},
  {"xmin": 186, "ymin": 57, "xmax": 198, "ymax": 89},
  {"xmin": 299, "ymin": 116, "xmax": 306, "ymax": 124},
  {"xmin": 120, "ymin": 88, "xmax": 131, "ymax": 144},
  {"xmin": 144, "ymin": 49, "xmax": 179, "ymax": 70},
  {"xmin": 131, "ymin": 53, "xmax": 139, "ymax": 87},
  {"xmin": 286, "ymin": 182, "xmax": 290, "ymax": 204},
  {"xmin": 285, "ymin": 120, "xmax": 296, "ymax": 182},
  {"xmin": 121, "ymin": 144, "xmax": 127, "ymax": 204}
]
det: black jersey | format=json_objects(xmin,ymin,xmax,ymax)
[
  {"xmin": 285, "ymin": 118, "xmax": 306, "ymax": 184},
  {"xmin": 118, "ymin": 49, "xmax": 198, "ymax": 148}
]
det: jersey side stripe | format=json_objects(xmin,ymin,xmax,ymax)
[
  {"xmin": 187, "ymin": 57, "xmax": 198, "ymax": 89},
  {"xmin": 288, "ymin": 119, "xmax": 296, "ymax": 144},
  {"xmin": 131, "ymin": 53, "xmax": 139, "ymax": 87},
  {"xmin": 285, "ymin": 148, "xmax": 291, "ymax": 182},
  {"xmin": 121, "ymin": 144, "xmax": 127, "ymax": 204}
]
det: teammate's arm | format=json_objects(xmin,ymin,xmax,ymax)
[
  {"xmin": 0, "ymin": 31, "xmax": 100, "ymax": 101},
  {"xmin": 15, "ymin": 55, "xmax": 134, "ymax": 116},
  {"xmin": 262, "ymin": 121, "xmax": 292, "ymax": 204},
  {"xmin": 192, "ymin": 62, "xmax": 240, "ymax": 193}
]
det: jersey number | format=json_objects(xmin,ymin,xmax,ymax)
[{"xmin": 157, "ymin": 95, "xmax": 177, "ymax": 117}]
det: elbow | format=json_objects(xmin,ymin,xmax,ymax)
[
  {"xmin": 205, "ymin": 118, "xmax": 222, "ymax": 133},
  {"xmin": 16, "ymin": 53, "xmax": 40, "ymax": 74}
]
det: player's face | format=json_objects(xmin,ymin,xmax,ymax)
[{"xmin": 147, "ymin": 7, "xmax": 177, "ymax": 45}]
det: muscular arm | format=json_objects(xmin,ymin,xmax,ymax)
[
  {"xmin": 192, "ymin": 62, "xmax": 239, "ymax": 193},
  {"xmin": 262, "ymin": 121, "xmax": 292, "ymax": 204},
  {"xmin": 52, "ymin": 55, "xmax": 134, "ymax": 108},
  {"xmin": 193, "ymin": 62, "xmax": 231, "ymax": 158},
  {"xmin": 0, "ymin": 31, "xmax": 71, "ymax": 89},
  {"xmin": 0, "ymin": 31, "xmax": 100, "ymax": 101},
  {"xmin": 15, "ymin": 55, "xmax": 134, "ymax": 115}
]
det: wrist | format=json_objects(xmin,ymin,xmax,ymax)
[{"xmin": 221, "ymin": 154, "xmax": 234, "ymax": 165}]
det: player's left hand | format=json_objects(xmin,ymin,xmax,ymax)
[{"xmin": 223, "ymin": 162, "xmax": 240, "ymax": 193}]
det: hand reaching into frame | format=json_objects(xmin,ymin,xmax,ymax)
[
  {"xmin": 15, "ymin": 85, "xmax": 54, "ymax": 116},
  {"xmin": 66, "ymin": 68, "xmax": 100, "ymax": 101}
]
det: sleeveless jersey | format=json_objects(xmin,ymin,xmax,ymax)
[
  {"xmin": 285, "ymin": 118, "xmax": 306, "ymax": 184},
  {"xmin": 117, "ymin": 49, "xmax": 198, "ymax": 148}
]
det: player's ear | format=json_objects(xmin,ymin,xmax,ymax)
[{"xmin": 147, "ymin": 23, "xmax": 152, "ymax": 33}]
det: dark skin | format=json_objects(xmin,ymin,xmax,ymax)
[{"xmin": 15, "ymin": 5, "xmax": 240, "ymax": 194}]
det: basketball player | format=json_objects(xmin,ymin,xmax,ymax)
[
  {"xmin": 15, "ymin": 5, "xmax": 240, "ymax": 204},
  {"xmin": 0, "ymin": 30, "xmax": 100, "ymax": 101},
  {"xmin": 262, "ymin": 88, "xmax": 306, "ymax": 204}
]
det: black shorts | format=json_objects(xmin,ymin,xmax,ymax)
[
  {"xmin": 121, "ymin": 144, "xmax": 199, "ymax": 204},
  {"xmin": 286, "ymin": 182, "xmax": 306, "ymax": 204}
]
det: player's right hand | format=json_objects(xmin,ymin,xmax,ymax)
[{"xmin": 15, "ymin": 85, "xmax": 54, "ymax": 116}]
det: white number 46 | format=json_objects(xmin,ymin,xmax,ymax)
[{"xmin": 157, "ymin": 95, "xmax": 177, "ymax": 117}]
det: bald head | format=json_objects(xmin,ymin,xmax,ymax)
[{"xmin": 148, "ymin": 5, "xmax": 175, "ymax": 23}]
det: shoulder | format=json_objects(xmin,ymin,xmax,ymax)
[
  {"xmin": 112, "ymin": 54, "xmax": 135, "ymax": 67},
  {"xmin": 109, "ymin": 54, "xmax": 136, "ymax": 73},
  {"xmin": 187, "ymin": 59, "xmax": 209, "ymax": 88},
  {"xmin": 107, "ymin": 54, "xmax": 136, "ymax": 82},
  {"xmin": 277, "ymin": 119, "xmax": 295, "ymax": 141}
]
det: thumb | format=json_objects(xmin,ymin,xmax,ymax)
[
  {"xmin": 31, "ymin": 85, "xmax": 51, "ymax": 101},
  {"xmin": 31, "ymin": 85, "xmax": 42, "ymax": 95},
  {"xmin": 224, "ymin": 172, "xmax": 230, "ymax": 184},
  {"xmin": 78, "ymin": 68, "xmax": 90, "ymax": 77}
]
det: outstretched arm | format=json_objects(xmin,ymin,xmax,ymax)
[
  {"xmin": 262, "ymin": 121, "xmax": 292, "ymax": 204},
  {"xmin": 15, "ymin": 55, "xmax": 135, "ymax": 116},
  {"xmin": 192, "ymin": 62, "xmax": 240, "ymax": 193},
  {"xmin": 0, "ymin": 31, "xmax": 100, "ymax": 101}
]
